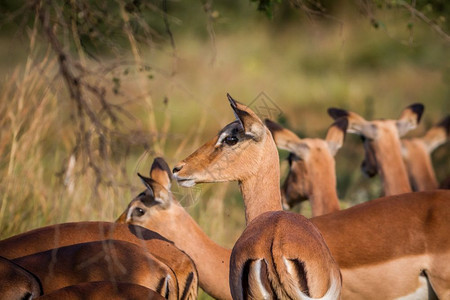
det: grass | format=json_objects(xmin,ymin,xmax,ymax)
[{"xmin": 0, "ymin": 6, "xmax": 449, "ymax": 299}]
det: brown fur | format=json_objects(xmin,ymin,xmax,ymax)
[
  {"xmin": 37, "ymin": 281, "xmax": 164, "ymax": 300},
  {"xmin": 361, "ymin": 115, "xmax": 450, "ymax": 192},
  {"xmin": 13, "ymin": 240, "xmax": 177, "ymax": 298},
  {"xmin": 0, "ymin": 256, "xmax": 42, "ymax": 299},
  {"xmin": 328, "ymin": 104, "xmax": 424, "ymax": 196},
  {"xmin": 0, "ymin": 223, "xmax": 198, "ymax": 300},
  {"xmin": 117, "ymin": 157, "xmax": 231, "ymax": 300},
  {"xmin": 265, "ymin": 119, "xmax": 346, "ymax": 215},
  {"xmin": 121, "ymin": 157, "xmax": 450, "ymax": 299},
  {"xmin": 312, "ymin": 190, "xmax": 450, "ymax": 299},
  {"xmin": 173, "ymin": 95, "xmax": 341, "ymax": 299},
  {"xmin": 401, "ymin": 115, "xmax": 450, "ymax": 191}
]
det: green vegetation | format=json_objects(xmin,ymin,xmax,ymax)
[{"xmin": 0, "ymin": 1, "xmax": 449, "ymax": 298}]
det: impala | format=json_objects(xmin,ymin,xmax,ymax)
[
  {"xmin": 264, "ymin": 118, "xmax": 347, "ymax": 214},
  {"xmin": 328, "ymin": 103, "xmax": 424, "ymax": 196},
  {"xmin": 0, "ymin": 222, "xmax": 198, "ymax": 300},
  {"xmin": 362, "ymin": 115, "xmax": 449, "ymax": 191},
  {"xmin": 13, "ymin": 240, "xmax": 176, "ymax": 298},
  {"xmin": 172, "ymin": 94, "xmax": 342, "ymax": 300},
  {"xmin": 117, "ymin": 157, "xmax": 232, "ymax": 300},
  {"xmin": 120, "ymin": 156, "xmax": 450, "ymax": 299},
  {"xmin": 0, "ymin": 256, "xmax": 42, "ymax": 299},
  {"xmin": 37, "ymin": 281, "xmax": 164, "ymax": 299}
]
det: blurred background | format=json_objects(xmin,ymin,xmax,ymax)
[{"xmin": 0, "ymin": 1, "xmax": 449, "ymax": 297}]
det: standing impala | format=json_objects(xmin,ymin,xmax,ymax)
[
  {"xmin": 0, "ymin": 222, "xmax": 198, "ymax": 300},
  {"xmin": 120, "ymin": 157, "xmax": 450, "ymax": 299},
  {"xmin": 172, "ymin": 94, "xmax": 342, "ymax": 300},
  {"xmin": 328, "ymin": 103, "xmax": 424, "ymax": 196},
  {"xmin": 362, "ymin": 115, "xmax": 450, "ymax": 191},
  {"xmin": 264, "ymin": 118, "xmax": 347, "ymax": 214}
]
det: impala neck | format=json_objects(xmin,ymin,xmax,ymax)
[
  {"xmin": 373, "ymin": 135, "xmax": 412, "ymax": 195},
  {"xmin": 167, "ymin": 204, "xmax": 231, "ymax": 300},
  {"xmin": 404, "ymin": 140, "xmax": 438, "ymax": 191},
  {"xmin": 239, "ymin": 136, "xmax": 282, "ymax": 224},
  {"xmin": 309, "ymin": 165, "xmax": 340, "ymax": 216}
]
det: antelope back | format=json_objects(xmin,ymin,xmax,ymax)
[
  {"xmin": 0, "ymin": 222, "xmax": 198, "ymax": 300},
  {"xmin": 37, "ymin": 281, "xmax": 164, "ymax": 300},
  {"xmin": 0, "ymin": 256, "xmax": 42, "ymax": 300},
  {"xmin": 13, "ymin": 240, "xmax": 177, "ymax": 299}
]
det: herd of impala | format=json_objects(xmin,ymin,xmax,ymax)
[{"xmin": 1, "ymin": 94, "xmax": 449, "ymax": 300}]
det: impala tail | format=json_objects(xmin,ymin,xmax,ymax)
[{"xmin": 240, "ymin": 257, "xmax": 341, "ymax": 300}]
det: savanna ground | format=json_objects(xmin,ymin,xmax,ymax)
[{"xmin": 0, "ymin": 1, "xmax": 449, "ymax": 298}]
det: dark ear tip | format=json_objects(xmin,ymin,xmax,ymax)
[
  {"xmin": 409, "ymin": 103, "xmax": 425, "ymax": 122},
  {"xmin": 264, "ymin": 119, "xmax": 283, "ymax": 132},
  {"xmin": 227, "ymin": 93, "xmax": 237, "ymax": 107},
  {"xmin": 151, "ymin": 157, "xmax": 173, "ymax": 180},
  {"xmin": 327, "ymin": 107, "xmax": 349, "ymax": 120},
  {"xmin": 334, "ymin": 117, "xmax": 349, "ymax": 134},
  {"xmin": 438, "ymin": 115, "xmax": 450, "ymax": 136}
]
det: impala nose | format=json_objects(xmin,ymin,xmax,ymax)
[{"xmin": 172, "ymin": 163, "xmax": 184, "ymax": 174}]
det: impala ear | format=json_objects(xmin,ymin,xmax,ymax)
[
  {"xmin": 264, "ymin": 119, "xmax": 309, "ymax": 159},
  {"xmin": 396, "ymin": 103, "xmax": 424, "ymax": 137},
  {"xmin": 325, "ymin": 118, "xmax": 348, "ymax": 156},
  {"xmin": 138, "ymin": 172, "xmax": 171, "ymax": 208},
  {"xmin": 328, "ymin": 107, "xmax": 376, "ymax": 139},
  {"xmin": 421, "ymin": 115, "xmax": 450, "ymax": 152},
  {"xmin": 150, "ymin": 157, "xmax": 172, "ymax": 190},
  {"xmin": 265, "ymin": 119, "xmax": 302, "ymax": 151},
  {"xmin": 138, "ymin": 173, "xmax": 155, "ymax": 197},
  {"xmin": 116, "ymin": 211, "xmax": 128, "ymax": 223},
  {"xmin": 227, "ymin": 93, "xmax": 265, "ymax": 140}
]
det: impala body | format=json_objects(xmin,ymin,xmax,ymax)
[
  {"xmin": 173, "ymin": 95, "xmax": 341, "ymax": 300},
  {"xmin": 265, "ymin": 118, "xmax": 347, "ymax": 215},
  {"xmin": 328, "ymin": 103, "xmax": 424, "ymax": 196},
  {"xmin": 0, "ymin": 256, "xmax": 42, "ymax": 299},
  {"xmin": 361, "ymin": 115, "xmax": 449, "ymax": 192},
  {"xmin": 117, "ymin": 157, "xmax": 232, "ymax": 300},
  {"xmin": 36, "ymin": 281, "xmax": 164, "ymax": 300},
  {"xmin": 13, "ymin": 240, "xmax": 176, "ymax": 298},
  {"xmin": 0, "ymin": 222, "xmax": 198, "ymax": 300}
]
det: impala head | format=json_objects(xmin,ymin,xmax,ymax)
[
  {"xmin": 328, "ymin": 103, "xmax": 424, "ymax": 178},
  {"xmin": 172, "ymin": 94, "xmax": 277, "ymax": 187},
  {"xmin": 117, "ymin": 157, "xmax": 176, "ymax": 228},
  {"xmin": 265, "ymin": 118, "xmax": 347, "ymax": 209}
]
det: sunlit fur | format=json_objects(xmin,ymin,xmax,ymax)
[
  {"xmin": 12, "ymin": 240, "xmax": 177, "ymax": 299},
  {"xmin": 266, "ymin": 119, "xmax": 346, "ymax": 215},
  {"xmin": 37, "ymin": 282, "xmax": 164, "ymax": 300},
  {"xmin": 173, "ymin": 95, "xmax": 341, "ymax": 299},
  {"xmin": 401, "ymin": 115, "xmax": 450, "ymax": 191},
  {"xmin": 0, "ymin": 222, "xmax": 198, "ymax": 300},
  {"xmin": 328, "ymin": 104, "xmax": 424, "ymax": 196},
  {"xmin": 117, "ymin": 157, "xmax": 231, "ymax": 300}
]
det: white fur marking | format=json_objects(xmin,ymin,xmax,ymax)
[
  {"xmin": 252, "ymin": 259, "xmax": 271, "ymax": 300},
  {"xmin": 283, "ymin": 257, "xmax": 340, "ymax": 300},
  {"xmin": 395, "ymin": 276, "xmax": 429, "ymax": 300}
]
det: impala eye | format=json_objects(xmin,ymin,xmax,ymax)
[
  {"xmin": 224, "ymin": 135, "xmax": 238, "ymax": 146},
  {"xmin": 134, "ymin": 207, "xmax": 145, "ymax": 217}
]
